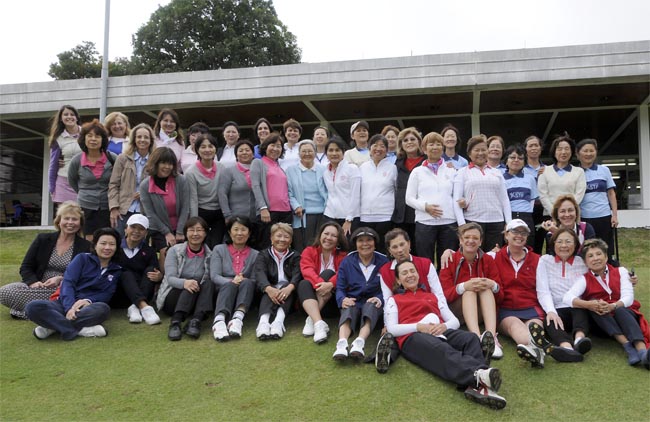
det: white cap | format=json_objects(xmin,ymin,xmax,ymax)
[
  {"xmin": 126, "ymin": 214, "xmax": 149, "ymax": 230},
  {"xmin": 506, "ymin": 219, "xmax": 530, "ymax": 232}
]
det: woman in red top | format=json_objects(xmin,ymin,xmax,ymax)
[
  {"xmin": 488, "ymin": 219, "xmax": 545, "ymax": 367},
  {"xmin": 298, "ymin": 222, "xmax": 348, "ymax": 344},
  {"xmin": 564, "ymin": 239, "xmax": 649, "ymax": 369},
  {"xmin": 439, "ymin": 222, "xmax": 503, "ymax": 361}
]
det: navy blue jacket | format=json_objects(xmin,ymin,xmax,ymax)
[
  {"xmin": 336, "ymin": 251, "xmax": 389, "ymax": 308},
  {"xmin": 59, "ymin": 253, "xmax": 121, "ymax": 312}
]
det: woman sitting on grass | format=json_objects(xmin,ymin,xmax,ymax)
[
  {"xmin": 157, "ymin": 217, "xmax": 213, "ymax": 341},
  {"xmin": 0, "ymin": 201, "xmax": 90, "ymax": 319},
  {"xmin": 298, "ymin": 222, "xmax": 348, "ymax": 344},
  {"xmin": 209, "ymin": 216, "xmax": 259, "ymax": 341},
  {"xmin": 25, "ymin": 228, "xmax": 122, "ymax": 341},
  {"xmin": 563, "ymin": 238, "xmax": 649, "ymax": 369},
  {"xmin": 254, "ymin": 223, "xmax": 302, "ymax": 340},
  {"xmin": 333, "ymin": 227, "xmax": 389, "ymax": 361},
  {"xmin": 385, "ymin": 260, "xmax": 506, "ymax": 409}
]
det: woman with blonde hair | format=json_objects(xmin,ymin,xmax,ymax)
[
  {"xmin": 104, "ymin": 111, "xmax": 131, "ymax": 155},
  {"xmin": 108, "ymin": 123, "xmax": 156, "ymax": 236}
]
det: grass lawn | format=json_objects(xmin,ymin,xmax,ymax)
[{"xmin": 1, "ymin": 228, "xmax": 649, "ymax": 421}]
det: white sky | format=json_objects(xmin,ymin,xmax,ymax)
[{"xmin": 1, "ymin": 0, "xmax": 649, "ymax": 84}]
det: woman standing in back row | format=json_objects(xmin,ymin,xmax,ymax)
[{"xmin": 48, "ymin": 105, "xmax": 82, "ymax": 207}]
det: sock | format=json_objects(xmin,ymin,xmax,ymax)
[
  {"xmin": 233, "ymin": 310, "xmax": 245, "ymax": 321},
  {"xmin": 354, "ymin": 337, "xmax": 365, "ymax": 347},
  {"xmin": 274, "ymin": 308, "xmax": 286, "ymax": 324},
  {"xmin": 260, "ymin": 313, "xmax": 270, "ymax": 324},
  {"xmin": 213, "ymin": 313, "xmax": 226, "ymax": 324}
]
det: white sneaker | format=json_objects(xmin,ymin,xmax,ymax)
[
  {"xmin": 517, "ymin": 343, "xmax": 545, "ymax": 368},
  {"xmin": 33, "ymin": 326, "xmax": 56, "ymax": 340},
  {"xmin": 270, "ymin": 320, "xmax": 285, "ymax": 339},
  {"xmin": 313, "ymin": 320, "xmax": 329, "ymax": 344},
  {"xmin": 78, "ymin": 325, "xmax": 107, "ymax": 338},
  {"xmin": 228, "ymin": 318, "xmax": 243, "ymax": 338},
  {"xmin": 140, "ymin": 305, "xmax": 161, "ymax": 325},
  {"xmin": 127, "ymin": 304, "xmax": 143, "ymax": 323},
  {"xmin": 333, "ymin": 339, "xmax": 348, "ymax": 360},
  {"xmin": 302, "ymin": 316, "xmax": 315, "ymax": 336},
  {"xmin": 256, "ymin": 321, "xmax": 271, "ymax": 340},
  {"xmin": 492, "ymin": 335, "xmax": 504, "ymax": 360},
  {"xmin": 349, "ymin": 338, "xmax": 365, "ymax": 360},
  {"xmin": 212, "ymin": 320, "xmax": 229, "ymax": 341},
  {"xmin": 475, "ymin": 367, "xmax": 502, "ymax": 392}
]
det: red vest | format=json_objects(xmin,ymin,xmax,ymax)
[
  {"xmin": 582, "ymin": 264, "xmax": 621, "ymax": 304},
  {"xmin": 380, "ymin": 256, "xmax": 432, "ymax": 293},
  {"xmin": 393, "ymin": 290, "xmax": 442, "ymax": 348},
  {"xmin": 493, "ymin": 247, "xmax": 540, "ymax": 310}
]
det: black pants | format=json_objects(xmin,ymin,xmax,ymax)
[
  {"xmin": 163, "ymin": 282, "xmax": 216, "ymax": 321},
  {"xmin": 467, "ymin": 221, "xmax": 505, "ymax": 252},
  {"xmin": 589, "ymin": 307, "xmax": 644, "ymax": 343},
  {"xmin": 544, "ymin": 307, "xmax": 590, "ymax": 346},
  {"xmin": 214, "ymin": 279, "xmax": 255, "ymax": 321},
  {"xmin": 582, "ymin": 216, "xmax": 615, "ymax": 260},
  {"xmin": 401, "ymin": 330, "xmax": 487, "ymax": 387},
  {"xmin": 297, "ymin": 270, "xmax": 340, "ymax": 319},
  {"xmin": 259, "ymin": 288, "xmax": 296, "ymax": 318},
  {"xmin": 415, "ymin": 222, "xmax": 459, "ymax": 270},
  {"xmin": 292, "ymin": 213, "xmax": 324, "ymax": 253},
  {"xmin": 256, "ymin": 211, "xmax": 292, "ymax": 250},
  {"xmin": 511, "ymin": 212, "xmax": 535, "ymax": 247},
  {"xmin": 199, "ymin": 208, "xmax": 226, "ymax": 249},
  {"xmin": 110, "ymin": 270, "xmax": 156, "ymax": 308},
  {"xmin": 532, "ymin": 202, "xmax": 547, "ymax": 255}
]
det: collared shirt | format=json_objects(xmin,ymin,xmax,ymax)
[
  {"xmin": 220, "ymin": 145, "xmax": 236, "ymax": 165},
  {"xmin": 523, "ymin": 163, "xmax": 545, "ymax": 180},
  {"xmin": 228, "ymin": 244, "xmax": 251, "ymax": 274},
  {"xmin": 121, "ymin": 239, "xmax": 144, "ymax": 258},
  {"xmin": 386, "ymin": 151, "xmax": 397, "ymax": 164},
  {"xmin": 186, "ymin": 244, "xmax": 205, "ymax": 258},
  {"xmin": 128, "ymin": 152, "xmax": 148, "ymax": 213},
  {"xmin": 453, "ymin": 163, "xmax": 511, "ymax": 223},
  {"xmin": 262, "ymin": 156, "xmax": 291, "ymax": 212},
  {"xmin": 536, "ymin": 254, "xmax": 587, "ymax": 313},
  {"xmin": 580, "ymin": 163, "xmax": 616, "ymax": 218},
  {"xmin": 503, "ymin": 170, "xmax": 538, "ymax": 213},
  {"xmin": 80, "ymin": 152, "xmax": 107, "ymax": 180},
  {"xmin": 270, "ymin": 247, "xmax": 290, "ymax": 287},
  {"xmin": 279, "ymin": 142, "xmax": 300, "ymax": 171},
  {"xmin": 553, "ymin": 163, "xmax": 573, "ymax": 176},
  {"xmin": 442, "ymin": 152, "xmax": 469, "ymax": 169}
]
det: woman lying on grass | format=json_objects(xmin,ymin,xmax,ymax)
[
  {"xmin": 563, "ymin": 238, "xmax": 649, "ymax": 369},
  {"xmin": 385, "ymin": 260, "xmax": 506, "ymax": 409},
  {"xmin": 26, "ymin": 227, "xmax": 122, "ymax": 340}
]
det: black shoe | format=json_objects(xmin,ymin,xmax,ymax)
[
  {"xmin": 185, "ymin": 318, "xmax": 201, "ymax": 339},
  {"xmin": 550, "ymin": 346, "xmax": 583, "ymax": 362},
  {"xmin": 168, "ymin": 321, "xmax": 182, "ymax": 341},
  {"xmin": 480, "ymin": 331, "xmax": 495, "ymax": 366},
  {"xmin": 573, "ymin": 337, "xmax": 592, "ymax": 355},
  {"xmin": 528, "ymin": 322, "xmax": 554, "ymax": 355},
  {"xmin": 376, "ymin": 333, "xmax": 395, "ymax": 374}
]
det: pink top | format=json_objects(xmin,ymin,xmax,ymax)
[
  {"xmin": 149, "ymin": 177, "xmax": 179, "ymax": 231},
  {"xmin": 196, "ymin": 160, "xmax": 216, "ymax": 180},
  {"xmin": 186, "ymin": 244, "xmax": 206, "ymax": 258},
  {"xmin": 80, "ymin": 152, "xmax": 107, "ymax": 179},
  {"xmin": 262, "ymin": 156, "xmax": 290, "ymax": 212},
  {"xmin": 228, "ymin": 245, "xmax": 251, "ymax": 274}
]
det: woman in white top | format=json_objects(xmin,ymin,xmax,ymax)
[
  {"xmin": 48, "ymin": 105, "xmax": 82, "ymax": 205},
  {"xmin": 323, "ymin": 138, "xmax": 361, "ymax": 236},
  {"xmin": 453, "ymin": 135, "xmax": 511, "ymax": 251},
  {"xmin": 313, "ymin": 126, "xmax": 330, "ymax": 167},
  {"xmin": 343, "ymin": 121, "xmax": 370, "ymax": 167},
  {"xmin": 533, "ymin": 227, "xmax": 589, "ymax": 362},
  {"xmin": 359, "ymin": 134, "xmax": 397, "ymax": 252},
  {"xmin": 406, "ymin": 132, "xmax": 463, "ymax": 268},
  {"xmin": 153, "ymin": 108, "xmax": 185, "ymax": 170}
]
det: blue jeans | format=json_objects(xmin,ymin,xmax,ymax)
[{"xmin": 26, "ymin": 300, "xmax": 110, "ymax": 341}]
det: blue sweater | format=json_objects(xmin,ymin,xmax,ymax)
[
  {"xmin": 336, "ymin": 251, "xmax": 389, "ymax": 308},
  {"xmin": 59, "ymin": 253, "xmax": 121, "ymax": 312}
]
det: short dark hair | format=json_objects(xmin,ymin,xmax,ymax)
[
  {"xmin": 78, "ymin": 119, "xmax": 109, "ymax": 153},
  {"xmin": 466, "ymin": 134, "xmax": 487, "ymax": 157},
  {"xmin": 254, "ymin": 118, "xmax": 273, "ymax": 143},
  {"xmin": 234, "ymin": 140, "xmax": 255, "ymax": 159},
  {"xmin": 504, "ymin": 144, "xmax": 526, "ymax": 166},
  {"xmin": 91, "ymin": 227, "xmax": 120, "ymax": 262},
  {"xmin": 225, "ymin": 215, "xmax": 254, "ymax": 245},
  {"xmin": 523, "ymin": 135, "xmax": 543, "ymax": 149},
  {"xmin": 192, "ymin": 133, "xmax": 219, "ymax": 154},
  {"xmin": 259, "ymin": 132, "xmax": 284, "ymax": 158},
  {"xmin": 324, "ymin": 137, "xmax": 349, "ymax": 154},
  {"xmin": 187, "ymin": 122, "xmax": 210, "ymax": 135},
  {"xmin": 576, "ymin": 138, "xmax": 598, "ymax": 153},
  {"xmin": 368, "ymin": 134, "xmax": 388, "ymax": 149},
  {"xmin": 222, "ymin": 121, "xmax": 240, "ymax": 132},
  {"xmin": 549, "ymin": 132, "xmax": 575, "ymax": 164},
  {"xmin": 385, "ymin": 228, "xmax": 410, "ymax": 248},
  {"xmin": 183, "ymin": 216, "xmax": 209, "ymax": 238},
  {"xmin": 350, "ymin": 227, "xmax": 379, "ymax": 250},
  {"xmin": 145, "ymin": 147, "xmax": 179, "ymax": 177},
  {"xmin": 283, "ymin": 118, "xmax": 302, "ymax": 135},
  {"xmin": 550, "ymin": 227, "xmax": 580, "ymax": 256},
  {"xmin": 441, "ymin": 124, "xmax": 462, "ymax": 151}
]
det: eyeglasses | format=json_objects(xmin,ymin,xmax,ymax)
[
  {"xmin": 403, "ymin": 137, "xmax": 419, "ymax": 143},
  {"xmin": 187, "ymin": 228, "xmax": 206, "ymax": 234}
]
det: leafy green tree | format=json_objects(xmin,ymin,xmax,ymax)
[
  {"xmin": 48, "ymin": 41, "xmax": 132, "ymax": 80},
  {"xmin": 130, "ymin": 0, "xmax": 301, "ymax": 74}
]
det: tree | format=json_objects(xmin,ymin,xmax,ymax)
[
  {"xmin": 48, "ymin": 41, "xmax": 132, "ymax": 80},
  {"xmin": 130, "ymin": 0, "xmax": 301, "ymax": 74}
]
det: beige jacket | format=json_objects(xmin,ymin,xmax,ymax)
[{"xmin": 108, "ymin": 153, "xmax": 138, "ymax": 214}]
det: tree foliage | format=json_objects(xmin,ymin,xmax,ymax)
[
  {"xmin": 48, "ymin": 41, "xmax": 131, "ymax": 80},
  {"xmin": 130, "ymin": 0, "xmax": 302, "ymax": 74}
]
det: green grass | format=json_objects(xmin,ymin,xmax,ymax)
[{"xmin": 1, "ymin": 229, "xmax": 649, "ymax": 421}]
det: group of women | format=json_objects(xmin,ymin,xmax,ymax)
[{"xmin": 1, "ymin": 105, "xmax": 646, "ymax": 411}]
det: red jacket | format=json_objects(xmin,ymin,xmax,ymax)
[
  {"xmin": 393, "ymin": 290, "xmax": 442, "ymax": 348},
  {"xmin": 439, "ymin": 250, "xmax": 503, "ymax": 305},
  {"xmin": 299, "ymin": 245, "xmax": 347, "ymax": 289},
  {"xmin": 379, "ymin": 256, "xmax": 432, "ymax": 293},
  {"xmin": 493, "ymin": 247, "xmax": 541, "ymax": 311}
]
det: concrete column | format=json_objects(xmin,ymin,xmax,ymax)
[
  {"xmin": 638, "ymin": 105, "xmax": 650, "ymax": 209},
  {"xmin": 471, "ymin": 91, "xmax": 481, "ymax": 136},
  {"xmin": 40, "ymin": 137, "xmax": 52, "ymax": 225}
]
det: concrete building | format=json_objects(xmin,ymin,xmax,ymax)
[{"xmin": 1, "ymin": 40, "xmax": 648, "ymax": 226}]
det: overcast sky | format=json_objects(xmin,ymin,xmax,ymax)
[{"xmin": 1, "ymin": 0, "xmax": 649, "ymax": 84}]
